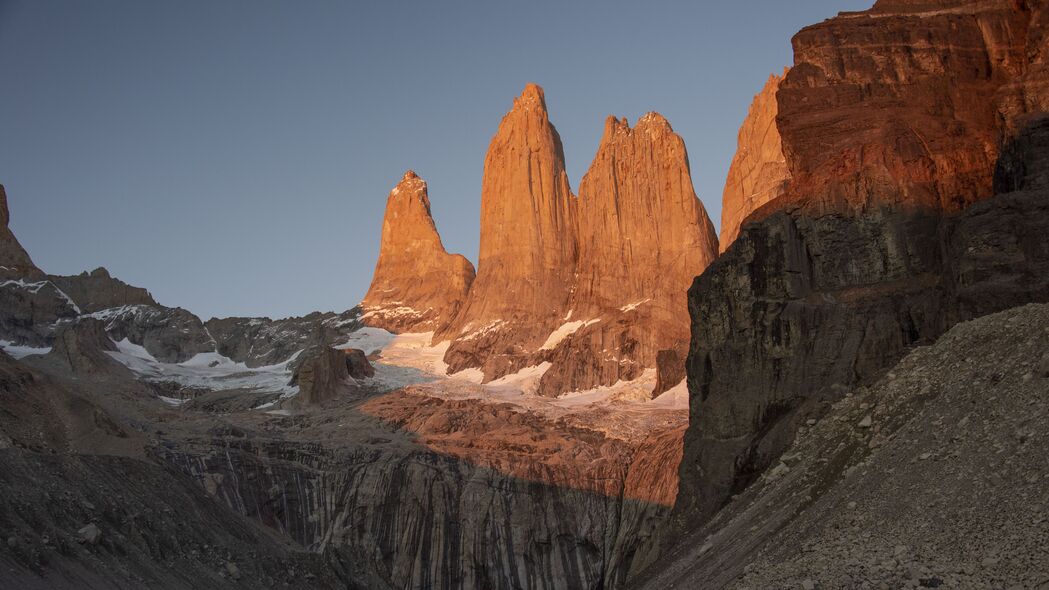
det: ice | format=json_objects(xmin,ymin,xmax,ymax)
[
  {"xmin": 539, "ymin": 319, "xmax": 600, "ymax": 351},
  {"xmin": 0, "ymin": 340, "xmax": 52, "ymax": 359},
  {"xmin": 107, "ymin": 338, "xmax": 300, "ymax": 395},
  {"xmin": 486, "ymin": 362, "xmax": 552, "ymax": 395}
]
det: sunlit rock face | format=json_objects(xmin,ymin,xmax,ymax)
[
  {"xmin": 673, "ymin": 0, "xmax": 1049, "ymax": 533},
  {"xmin": 436, "ymin": 84, "xmax": 578, "ymax": 382},
  {"xmin": 719, "ymin": 70, "xmax": 790, "ymax": 253},
  {"xmin": 361, "ymin": 170, "xmax": 475, "ymax": 334},
  {"xmin": 435, "ymin": 86, "xmax": 717, "ymax": 397}
]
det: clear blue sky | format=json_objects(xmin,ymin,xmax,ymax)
[{"xmin": 0, "ymin": 0, "xmax": 870, "ymax": 320}]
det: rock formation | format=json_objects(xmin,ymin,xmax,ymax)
[
  {"xmin": 206, "ymin": 309, "xmax": 361, "ymax": 368},
  {"xmin": 761, "ymin": 0, "xmax": 1041, "ymax": 219},
  {"xmin": 289, "ymin": 345, "xmax": 372, "ymax": 406},
  {"xmin": 438, "ymin": 84, "xmax": 578, "ymax": 380},
  {"xmin": 434, "ymin": 86, "xmax": 718, "ymax": 396},
  {"xmin": 360, "ymin": 171, "xmax": 475, "ymax": 334},
  {"xmin": 638, "ymin": 304, "xmax": 1049, "ymax": 589},
  {"xmin": 532, "ymin": 113, "xmax": 718, "ymax": 396},
  {"xmin": 47, "ymin": 318, "xmax": 129, "ymax": 376},
  {"xmin": 48, "ymin": 267, "xmax": 157, "ymax": 314},
  {"xmin": 0, "ymin": 185, "xmax": 43, "ymax": 280},
  {"xmin": 673, "ymin": 0, "xmax": 1049, "ymax": 535},
  {"xmin": 719, "ymin": 71, "xmax": 790, "ymax": 252}
]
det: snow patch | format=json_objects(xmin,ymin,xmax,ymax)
[
  {"xmin": 619, "ymin": 299, "xmax": 651, "ymax": 313},
  {"xmin": 0, "ymin": 340, "xmax": 52, "ymax": 359},
  {"xmin": 539, "ymin": 319, "xmax": 600, "ymax": 351},
  {"xmin": 486, "ymin": 362, "xmax": 552, "ymax": 395}
]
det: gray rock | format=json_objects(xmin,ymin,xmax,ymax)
[{"xmin": 77, "ymin": 523, "xmax": 101, "ymax": 545}]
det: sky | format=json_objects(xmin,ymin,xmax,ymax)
[{"xmin": 0, "ymin": 0, "xmax": 871, "ymax": 320}]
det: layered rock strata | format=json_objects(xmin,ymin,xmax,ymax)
[
  {"xmin": 674, "ymin": 114, "xmax": 1049, "ymax": 530},
  {"xmin": 360, "ymin": 171, "xmax": 475, "ymax": 333}
]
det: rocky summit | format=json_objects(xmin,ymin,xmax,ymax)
[
  {"xmin": 360, "ymin": 170, "xmax": 475, "ymax": 333},
  {"xmin": 413, "ymin": 85, "xmax": 720, "ymax": 397},
  {"xmin": 5, "ymin": 1, "xmax": 1049, "ymax": 588}
]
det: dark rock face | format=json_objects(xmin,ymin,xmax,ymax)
[
  {"xmin": 91, "ymin": 305, "xmax": 214, "ymax": 363},
  {"xmin": 652, "ymin": 346, "xmax": 686, "ymax": 398},
  {"xmin": 342, "ymin": 348, "xmax": 374, "ymax": 379},
  {"xmin": 48, "ymin": 267, "xmax": 157, "ymax": 314},
  {"xmin": 289, "ymin": 346, "xmax": 367, "ymax": 406},
  {"xmin": 674, "ymin": 118, "xmax": 1049, "ymax": 529},
  {"xmin": 205, "ymin": 310, "xmax": 361, "ymax": 368},
  {"xmin": 0, "ymin": 280, "xmax": 80, "ymax": 348},
  {"xmin": 47, "ymin": 318, "xmax": 128, "ymax": 376}
]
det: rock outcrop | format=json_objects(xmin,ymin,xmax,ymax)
[
  {"xmin": 206, "ymin": 309, "xmax": 361, "ymax": 368},
  {"xmin": 47, "ymin": 318, "xmax": 128, "ymax": 376},
  {"xmin": 48, "ymin": 267, "xmax": 157, "ymax": 314},
  {"xmin": 289, "ymin": 346, "xmax": 371, "ymax": 406},
  {"xmin": 754, "ymin": 0, "xmax": 1044, "ymax": 221},
  {"xmin": 0, "ymin": 185, "xmax": 43, "ymax": 280},
  {"xmin": 438, "ymin": 84, "xmax": 578, "ymax": 380},
  {"xmin": 719, "ymin": 71, "xmax": 790, "ymax": 252},
  {"xmin": 674, "ymin": 26, "xmax": 1049, "ymax": 534},
  {"xmin": 360, "ymin": 171, "xmax": 475, "ymax": 334}
]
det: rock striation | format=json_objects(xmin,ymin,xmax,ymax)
[
  {"xmin": 719, "ymin": 71, "xmax": 790, "ymax": 252},
  {"xmin": 360, "ymin": 171, "xmax": 475, "ymax": 334},
  {"xmin": 433, "ymin": 86, "xmax": 718, "ymax": 396}
]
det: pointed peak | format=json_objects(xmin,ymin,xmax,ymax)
[
  {"xmin": 636, "ymin": 111, "xmax": 672, "ymax": 131},
  {"xmin": 390, "ymin": 170, "xmax": 427, "ymax": 198},
  {"xmin": 0, "ymin": 184, "xmax": 7, "ymax": 227},
  {"xmin": 513, "ymin": 83, "xmax": 547, "ymax": 112}
]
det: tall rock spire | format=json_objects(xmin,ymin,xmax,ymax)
[
  {"xmin": 0, "ymin": 184, "xmax": 43, "ymax": 279},
  {"xmin": 438, "ymin": 83, "xmax": 578, "ymax": 376},
  {"xmin": 532, "ymin": 112, "xmax": 719, "ymax": 396},
  {"xmin": 719, "ymin": 70, "xmax": 790, "ymax": 253},
  {"xmin": 360, "ymin": 171, "xmax": 475, "ymax": 333}
]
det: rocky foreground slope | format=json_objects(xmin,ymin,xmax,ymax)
[{"xmin": 638, "ymin": 303, "xmax": 1049, "ymax": 589}]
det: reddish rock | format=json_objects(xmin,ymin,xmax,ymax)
[
  {"xmin": 0, "ymin": 185, "xmax": 43, "ymax": 279},
  {"xmin": 755, "ymin": 0, "xmax": 1040, "ymax": 221},
  {"xmin": 361, "ymin": 170, "xmax": 475, "ymax": 333},
  {"xmin": 437, "ymin": 84, "xmax": 578, "ymax": 377},
  {"xmin": 719, "ymin": 70, "xmax": 791, "ymax": 253},
  {"xmin": 534, "ymin": 113, "xmax": 718, "ymax": 396}
]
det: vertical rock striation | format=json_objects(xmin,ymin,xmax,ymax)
[{"xmin": 361, "ymin": 170, "xmax": 475, "ymax": 334}]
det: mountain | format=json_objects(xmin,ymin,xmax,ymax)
[
  {"xmin": 428, "ymin": 85, "xmax": 718, "ymax": 396},
  {"xmin": 360, "ymin": 170, "xmax": 475, "ymax": 333},
  {"xmin": 670, "ymin": 0, "xmax": 1049, "ymax": 540},
  {"xmin": 437, "ymin": 83, "xmax": 579, "ymax": 380},
  {"xmin": 718, "ymin": 70, "xmax": 790, "ymax": 252}
]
